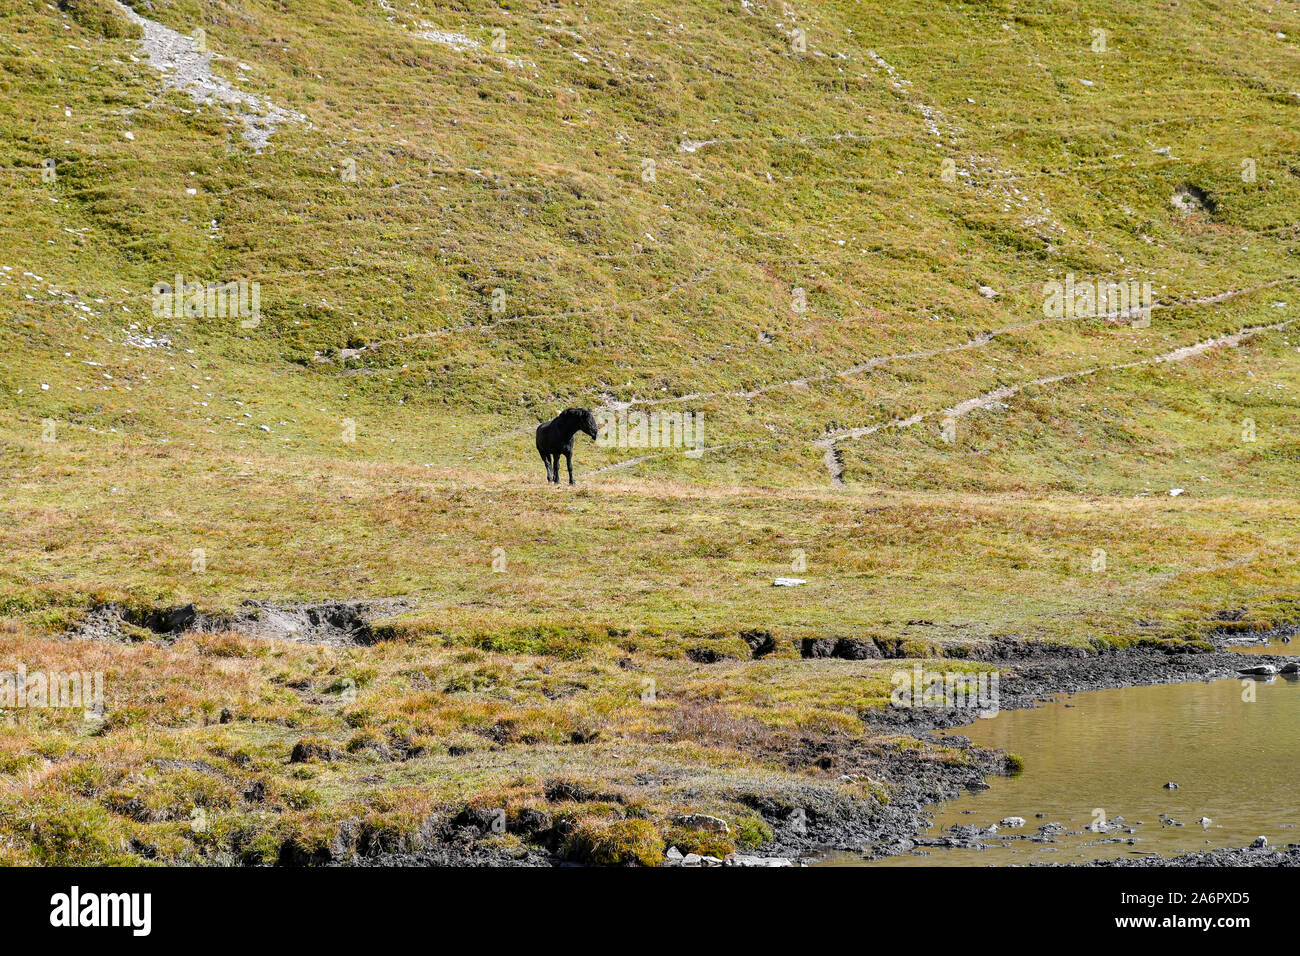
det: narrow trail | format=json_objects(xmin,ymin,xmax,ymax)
[
  {"xmin": 348, "ymin": 271, "xmax": 713, "ymax": 359},
  {"xmin": 814, "ymin": 319, "xmax": 1293, "ymax": 484},
  {"xmin": 499, "ymin": 281, "xmax": 1297, "ymax": 482},
  {"xmin": 610, "ymin": 276, "xmax": 1300, "ymax": 412}
]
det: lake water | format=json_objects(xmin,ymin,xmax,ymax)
[{"xmin": 843, "ymin": 640, "xmax": 1300, "ymax": 866}]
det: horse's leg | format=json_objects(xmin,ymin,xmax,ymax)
[
  {"xmin": 565, "ymin": 451, "xmax": 574, "ymax": 485},
  {"xmin": 539, "ymin": 448, "xmax": 551, "ymax": 482},
  {"xmin": 549, "ymin": 454, "xmax": 560, "ymax": 483}
]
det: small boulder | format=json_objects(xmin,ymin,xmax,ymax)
[
  {"xmin": 1163, "ymin": 781, "xmax": 1179, "ymax": 789},
  {"xmin": 1238, "ymin": 664, "xmax": 1277, "ymax": 676},
  {"xmin": 999, "ymin": 816, "xmax": 1027, "ymax": 828},
  {"xmin": 1251, "ymin": 836, "xmax": 1269, "ymax": 848},
  {"xmin": 673, "ymin": 813, "xmax": 730, "ymax": 834},
  {"xmin": 726, "ymin": 854, "xmax": 794, "ymax": 867}
]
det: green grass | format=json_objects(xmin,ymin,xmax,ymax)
[{"xmin": 1, "ymin": 0, "xmax": 1299, "ymax": 863}]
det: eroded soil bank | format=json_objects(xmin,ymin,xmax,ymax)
[
  {"xmin": 67, "ymin": 599, "xmax": 411, "ymax": 646},
  {"xmin": 50, "ymin": 598, "xmax": 1296, "ymax": 867}
]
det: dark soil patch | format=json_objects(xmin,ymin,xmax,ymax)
[{"xmin": 68, "ymin": 598, "xmax": 411, "ymax": 646}]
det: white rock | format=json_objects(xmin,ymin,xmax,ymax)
[
  {"xmin": 1169, "ymin": 488, "xmax": 1184, "ymax": 496},
  {"xmin": 773, "ymin": 578, "xmax": 806, "ymax": 587},
  {"xmin": 999, "ymin": 816, "xmax": 1027, "ymax": 828},
  {"xmin": 1238, "ymin": 664, "xmax": 1276, "ymax": 676}
]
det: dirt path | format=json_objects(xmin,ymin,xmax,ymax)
[
  {"xmin": 816, "ymin": 320, "xmax": 1293, "ymax": 484},
  {"xmin": 613, "ymin": 276, "xmax": 1300, "ymax": 413}
]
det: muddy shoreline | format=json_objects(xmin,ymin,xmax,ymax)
[{"xmin": 360, "ymin": 641, "xmax": 1296, "ymax": 868}]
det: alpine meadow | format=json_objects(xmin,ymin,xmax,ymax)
[{"xmin": 2, "ymin": 0, "xmax": 1299, "ymax": 880}]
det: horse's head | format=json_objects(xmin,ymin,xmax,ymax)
[{"xmin": 574, "ymin": 408, "xmax": 600, "ymax": 441}]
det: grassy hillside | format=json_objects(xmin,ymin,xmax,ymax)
[{"xmin": 1, "ymin": 0, "xmax": 1298, "ymax": 864}]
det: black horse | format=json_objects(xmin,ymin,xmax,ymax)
[{"xmin": 536, "ymin": 408, "xmax": 600, "ymax": 484}]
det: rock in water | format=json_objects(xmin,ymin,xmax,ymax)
[
  {"xmin": 1238, "ymin": 664, "xmax": 1277, "ymax": 676},
  {"xmin": 999, "ymin": 816, "xmax": 1027, "ymax": 828},
  {"xmin": 1163, "ymin": 781, "xmax": 1179, "ymax": 789},
  {"xmin": 1252, "ymin": 836, "xmax": 1269, "ymax": 848},
  {"xmin": 672, "ymin": 813, "xmax": 730, "ymax": 834}
]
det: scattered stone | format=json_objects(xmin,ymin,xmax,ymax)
[
  {"xmin": 999, "ymin": 816, "xmax": 1027, "ymax": 828},
  {"xmin": 666, "ymin": 846, "xmax": 684, "ymax": 861},
  {"xmin": 773, "ymin": 577, "xmax": 806, "ymax": 587},
  {"xmin": 1163, "ymin": 781, "xmax": 1179, "ymax": 789},
  {"xmin": 1171, "ymin": 184, "xmax": 1216, "ymax": 214},
  {"xmin": 1252, "ymin": 836, "xmax": 1269, "ymax": 848},
  {"xmin": 1198, "ymin": 817, "xmax": 1212, "ymax": 826}
]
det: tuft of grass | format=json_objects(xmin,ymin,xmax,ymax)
[{"xmin": 563, "ymin": 818, "xmax": 665, "ymax": 867}]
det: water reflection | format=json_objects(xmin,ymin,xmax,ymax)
[{"xmin": 848, "ymin": 666, "xmax": 1300, "ymax": 866}]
